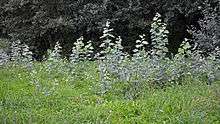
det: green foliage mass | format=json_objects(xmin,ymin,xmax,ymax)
[
  {"xmin": 0, "ymin": 63, "xmax": 220, "ymax": 124},
  {"xmin": 0, "ymin": 3, "xmax": 220, "ymax": 123},
  {"xmin": 0, "ymin": 0, "xmax": 219, "ymax": 58}
]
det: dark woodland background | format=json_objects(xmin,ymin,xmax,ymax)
[{"xmin": 0, "ymin": 0, "xmax": 219, "ymax": 60}]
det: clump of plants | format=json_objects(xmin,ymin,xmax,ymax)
[
  {"xmin": 94, "ymin": 13, "xmax": 220, "ymax": 99},
  {"xmin": 2, "ymin": 13, "xmax": 219, "ymax": 99}
]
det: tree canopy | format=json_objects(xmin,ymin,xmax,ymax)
[{"xmin": 0, "ymin": 0, "xmax": 219, "ymax": 59}]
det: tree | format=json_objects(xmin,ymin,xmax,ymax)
[{"xmin": 0, "ymin": 0, "xmax": 219, "ymax": 59}]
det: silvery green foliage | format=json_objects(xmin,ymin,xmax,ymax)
[
  {"xmin": 180, "ymin": 37, "xmax": 219, "ymax": 85},
  {"xmin": 98, "ymin": 60, "xmax": 112, "ymax": 94},
  {"xmin": 48, "ymin": 41, "xmax": 62, "ymax": 62},
  {"xmin": 30, "ymin": 42, "xmax": 66, "ymax": 96},
  {"xmin": 130, "ymin": 33, "xmax": 169, "ymax": 87},
  {"xmin": 21, "ymin": 44, "xmax": 33, "ymax": 68},
  {"xmin": 133, "ymin": 34, "xmax": 148, "ymax": 56},
  {"xmin": 131, "ymin": 34, "xmax": 149, "ymax": 81},
  {"xmin": 150, "ymin": 13, "xmax": 169, "ymax": 57},
  {"xmin": 48, "ymin": 42, "xmax": 70, "ymax": 77},
  {"xmin": 95, "ymin": 13, "xmax": 220, "ymax": 97},
  {"xmin": 106, "ymin": 36, "xmax": 135, "ymax": 84},
  {"xmin": 10, "ymin": 40, "xmax": 22, "ymax": 63},
  {"xmin": 205, "ymin": 47, "xmax": 220, "ymax": 84},
  {"xmin": 177, "ymin": 38, "xmax": 192, "ymax": 55},
  {"xmin": 123, "ymin": 35, "xmax": 150, "ymax": 98},
  {"xmin": 99, "ymin": 35, "xmax": 132, "ymax": 82},
  {"xmin": 139, "ymin": 13, "xmax": 171, "ymax": 87},
  {"xmin": 41, "ymin": 42, "xmax": 63, "ymax": 91},
  {"xmin": 190, "ymin": 1, "xmax": 220, "ymax": 52},
  {"xmin": 114, "ymin": 36, "xmax": 124, "ymax": 51},
  {"xmin": 97, "ymin": 20, "xmax": 115, "ymax": 60},
  {"xmin": 69, "ymin": 37, "xmax": 95, "ymax": 81},
  {"xmin": 70, "ymin": 36, "xmax": 94, "ymax": 62},
  {"xmin": 46, "ymin": 41, "xmax": 64, "ymax": 75},
  {"xmin": 174, "ymin": 38, "xmax": 220, "ymax": 85},
  {"xmin": 85, "ymin": 40, "xmax": 94, "ymax": 60},
  {"xmin": 118, "ymin": 54, "xmax": 132, "ymax": 81},
  {"xmin": 171, "ymin": 38, "xmax": 193, "ymax": 82},
  {"xmin": 111, "ymin": 36, "xmax": 131, "ymax": 81},
  {"xmin": 0, "ymin": 49, "xmax": 9, "ymax": 66},
  {"xmin": 10, "ymin": 40, "xmax": 33, "ymax": 68},
  {"xmin": 106, "ymin": 36, "xmax": 124, "ymax": 75},
  {"xmin": 47, "ymin": 41, "xmax": 69, "ymax": 77},
  {"xmin": 68, "ymin": 37, "xmax": 83, "ymax": 81},
  {"xmin": 96, "ymin": 14, "xmax": 184, "ymax": 95},
  {"xmin": 70, "ymin": 37, "xmax": 82, "ymax": 60},
  {"xmin": 133, "ymin": 34, "xmax": 149, "ymax": 60},
  {"xmin": 97, "ymin": 21, "xmax": 119, "ymax": 94},
  {"xmin": 70, "ymin": 36, "xmax": 85, "ymax": 62},
  {"xmin": 100, "ymin": 34, "xmax": 149, "ymax": 98}
]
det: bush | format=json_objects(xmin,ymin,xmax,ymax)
[{"xmin": 0, "ymin": 0, "xmax": 219, "ymax": 58}]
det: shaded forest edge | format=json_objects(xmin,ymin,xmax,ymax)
[{"xmin": 0, "ymin": 0, "xmax": 219, "ymax": 60}]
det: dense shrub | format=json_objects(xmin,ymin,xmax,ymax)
[
  {"xmin": 1, "ymin": 13, "xmax": 219, "ymax": 98},
  {"xmin": 190, "ymin": 1, "xmax": 220, "ymax": 54},
  {"xmin": 0, "ymin": 10, "xmax": 220, "ymax": 123},
  {"xmin": 0, "ymin": 0, "xmax": 219, "ymax": 58}
]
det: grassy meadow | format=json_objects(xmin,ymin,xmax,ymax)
[{"xmin": 0, "ymin": 62, "xmax": 220, "ymax": 124}]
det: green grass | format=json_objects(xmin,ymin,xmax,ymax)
[{"xmin": 0, "ymin": 63, "xmax": 220, "ymax": 124}]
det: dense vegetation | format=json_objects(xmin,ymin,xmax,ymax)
[
  {"xmin": 0, "ymin": 0, "xmax": 220, "ymax": 123},
  {"xmin": 0, "ymin": 0, "xmax": 219, "ymax": 58},
  {"xmin": 0, "ymin": 64, "xmax": 220, "ymax": 123},
  {"xmin": 1, "ymin": 12, "xmax": 220, "ymax": 123}
]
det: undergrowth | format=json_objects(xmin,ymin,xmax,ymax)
[
  {"xmin": 0, "ymin": 13, "xmax": 220, "ymax": 123},
  {"xmin": 0, "ymin": 65, "xmax": 220, "ymax": 124}
]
